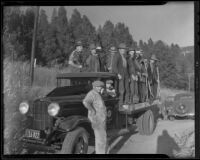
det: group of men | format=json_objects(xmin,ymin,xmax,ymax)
[
  {"xmin": 69, "ymin": 40, "xmax": 160, "ymax": 154},
  {"xmin": 69, "ymin": 40, "xmax": 160, "ymax": 106}
]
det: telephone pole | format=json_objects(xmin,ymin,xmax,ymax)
[{"xmin": 30, "ymin": 6, "xmax": 39, "ymax": 86}]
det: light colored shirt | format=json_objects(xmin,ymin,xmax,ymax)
[{"xmin": 83, "ymin": 89, "xmax": 107, "ymax": 123}]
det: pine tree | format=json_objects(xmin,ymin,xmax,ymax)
[{"xmin": 36, "ymin": 9, "xmax": 49, "ymax": 65}]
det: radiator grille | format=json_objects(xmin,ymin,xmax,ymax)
[{"xmin": 32, "ymin": 100, "xmax": 52, "ymax": 130}]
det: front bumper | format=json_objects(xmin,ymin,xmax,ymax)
[
  {"xmin": 169, "ymin": 113, "xmax": 194, "ymax": 118},
  {"xmin": 20, "ymin": 138, "xmax": 60, "ymax": 154}
]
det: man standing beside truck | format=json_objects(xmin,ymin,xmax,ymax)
[{"xmin": 83, "ymin": 80, "xmax": 107, "ymax": 154}]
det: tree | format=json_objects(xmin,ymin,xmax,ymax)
[
  {"xmin": 36, "ymin": 9, "xmax": 49, "ymax": 65},
  {"xmin": 99, "ymin": 20, "xmax": 115, "ymax": 50},
  {"xmin": 69, "ymin": 9, "xmax": 83, "ymax": 42}
]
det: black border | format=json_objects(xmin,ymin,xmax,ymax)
[{"xmin": 1, "ymin": 0, "xmax": 199, "ymax": 159}]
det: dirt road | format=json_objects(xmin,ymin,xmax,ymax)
[{"xmin": 88, "ymin": 119, "xmax": 194, "ymax": 156}]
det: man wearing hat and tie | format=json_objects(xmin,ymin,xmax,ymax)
[
  {"xmin": 106, "ymin": 46, "xmax": 117, "ymax": 72},
  {"xmin": 112, "ymin": 43, "xmax": 130, "ymax": 107},
  {"xmin": 147, "ymin": 54, "xmax": 159, "ymax": 100},
  {"xmin": 83, "ymin": 80, "xmax": 107, "ymax": 154},
  {"xmin": 128, "ymin": 47, "xmax": 139, "ymax": 103},
  {"xmin": 68, "ymin": 41, "xmax": 84, "ymax": 72},
  {"xmin": 96, "ymin": 44, "xmax": 106, "ymax": 72},
  {"xmin": 86, "ymin": 43, "xmax": 101, "ymax": 72}
]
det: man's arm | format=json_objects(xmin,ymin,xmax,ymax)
[{"xmin": 82, "ymin": 92, "xmax": 96, "ymax": 114}]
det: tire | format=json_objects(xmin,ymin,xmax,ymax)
[
  {"xmin": 60, "ymin": 127, "xmax": 89, "ymax": 154},
  {"xmin": 143, "ymin": 110, "xmax": 155, "ymax": 135},
  {"xmin": 136, "ymin": 114, "xmax": 145, "ymax": 135}
]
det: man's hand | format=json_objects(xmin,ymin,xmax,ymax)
[
  {"xmin": 79, "ymin": 65, "xmax": 82, "ymax": 69},
  {"xmin": 118, "ymin": 74, "xmax": 122, "ymax": 80},
  {"xmin": 131, "ymin": 75, "xmax": 135, "ymax": 80}
]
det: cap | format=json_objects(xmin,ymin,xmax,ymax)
[
  {"xmin": 75, "ymin": 41, "xmax": 83, "ymax": 47},
  {"xmin": 128, "ymin": 47, "xmax": 135, "ymax": 52},
  {"xmin": 89, "ymin": 43, "xmax": 96, "ymax": 50},
  {"xmin": 109, "ymin": 46, "xmax": 117, "ymax": 52},
  {"xmin": 151, "ymin": 54, "xmax": 159, "ymax": 61},
  {"xmin": 106, "ymin": 80, "xmax": 113, "ymax": 84},
  {"xmin": 92, "ymin": 80, "xmax": 105, "ymax": 87},
  {"xmin": 118, "ymin": 43, "xmax": 127, "ymax": 49}
]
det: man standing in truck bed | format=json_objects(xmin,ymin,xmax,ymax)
[
  {"xmin": 86, "ymin": 43, "xmax": 101, "ymax": 72},
  {"xmin": 112, "ymin": 43, "xmax": 130, "ymax": 107},
  {"xmin": 68, "ymin": 41, "xmax": 84, "ymax": 72},
  {"xmin": 147, "ymin": 54, "xmax": 159, "ymax": 100},
  {"xmin": 83, "ymin": 80, "xmax": 107, "ymax": 154},
  {"xmin": 128, "ymin": 47, "xmax": 139, "ymax": 103}
]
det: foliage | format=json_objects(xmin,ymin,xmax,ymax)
[{"xmin": 3, "ymin": 6, "xmax": 194, "ymax": 90}]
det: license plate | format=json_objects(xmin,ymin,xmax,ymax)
[{"xmin": 25, "ymin": 129, "xmax": 40, "ymax": 139}]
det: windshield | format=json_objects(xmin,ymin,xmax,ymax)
[{"xmin": 57, "ymin": 78, "xmax": 93, "ymax": 87}]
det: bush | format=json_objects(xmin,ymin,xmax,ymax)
[{"xmin": 3, "ymin": 58, "xmax": 69, "ymax": 154}]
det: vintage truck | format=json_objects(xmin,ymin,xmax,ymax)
[{"xmin": 18, "ymin": 72, "xmax": 161, "ymax": 154}]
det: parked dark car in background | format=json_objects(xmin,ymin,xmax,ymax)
[{"xmin": 163, "ymin": 93, "xmax": 194, "ymax": 120}]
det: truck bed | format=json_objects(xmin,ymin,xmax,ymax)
[{"xmin": 119, "ymin": 99, "xmax": 162, "ymax": 115}]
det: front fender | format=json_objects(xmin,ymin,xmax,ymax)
[{"xmin": 58, "ymin": 115, "xmax": 91, "ymax": 132}]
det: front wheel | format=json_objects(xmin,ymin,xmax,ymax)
[{"xmin": 60, "ymin": 127, "xmax": 89, "ymax": 154}]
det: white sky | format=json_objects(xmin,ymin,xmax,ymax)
[{"xmin": 22, "ymin": 2, "xmax": 194, "ymax": 47}]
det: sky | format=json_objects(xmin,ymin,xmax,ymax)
[{"xmin": 23, "ymin": 2, "xmax": 194, "ymax": 47}]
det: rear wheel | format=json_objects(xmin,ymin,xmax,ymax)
[
  {"xmin": 143, "ymin": 110, "xmax": 155, "ymax": 135},
  {"xmin": 136, "ymin": 114, "xmax": 145, "ymax": 135},
  {"xmin": 137, "ymin": 110, "xmax": 156, "ymax": 135},
  {"xmin": 60, "ymin": 127, "xmax": 89, "ymax": 154}
]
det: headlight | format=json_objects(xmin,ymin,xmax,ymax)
[
  {"xmin": 48, "ymin": 103, "xmax": 60, "ymax": 116},
  {"xmin": 19, "ymin": 101, "xmax": 29, "ymax": 114}
]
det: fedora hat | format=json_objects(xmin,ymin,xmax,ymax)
[
  {"xmin": 150, "ymin": 54, "xmax": 159, "ymax": 61},
  {"xmin": 89, "ymin": 43, "xmax": 96, "ymax": 50},
  {"xmin": 109, "ymin": 46, "xmax": 117, "ymax": 52},
  {"xmin": 118, "ymin": 43, "xmax": 127, "ymax": 49},
  {"xmin": 75, "ymin": 41, "xmax": 83, "ymax": 47}
]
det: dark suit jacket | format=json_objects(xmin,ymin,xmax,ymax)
[
  {"xmin": 112, "ymin": 52, "xmax": 129, "ymax": 77},
  {"xmin": 147, "ymin": 63, "xmax": 158, "ymax": 84}
]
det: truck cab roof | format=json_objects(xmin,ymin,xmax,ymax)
[{"xmin": 56, "ymin": 72, "xmax": 117, "ymax": 79}]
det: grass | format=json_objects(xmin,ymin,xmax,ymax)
[
  {"xmin": 3, "ymin": 58, "xmax": 69, "ymax": 154},
  {"xmin": 173, "ymin": 126, "xmax": 195, "ymax": 158}
]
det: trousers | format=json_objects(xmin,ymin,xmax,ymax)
[
  {"xmin": 151, "ymin": 83, "xmax": 158, "ymax": 100},
  {"xmin": 92, "ymin": 121, "xmax": 107, "ymax": 154},
  {"xmin": 119, "ymin": 75, "xmax": 130, "ymax": 107},
  {"xmin": 130, "ymin": 78, "xmax": 139, "ymax": 103}
]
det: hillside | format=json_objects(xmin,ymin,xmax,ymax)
[{"xmin": 180, "ymin": 46, "xmax": 194, "ymax": 54}]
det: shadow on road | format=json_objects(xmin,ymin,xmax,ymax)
[
  {"xmin": 156, "ymin": 130, "xmax": 180, "ymax": 157},
  {"xmin": 108, "ymin": 125, "xmax": 138, "ymax": 154}
]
